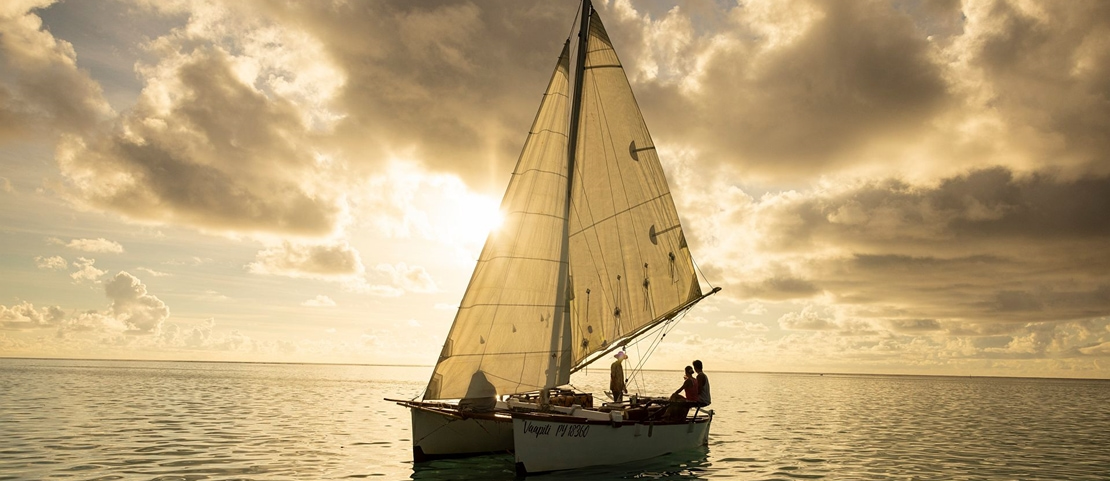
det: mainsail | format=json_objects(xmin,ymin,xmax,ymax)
[
  {"xmin": 566, "ymin": 11, "xmax": 702, "ymax": 367},
  {"xmin": 424, "ymin": 44, "xmax": 574, "ymax": 401},
  {"xmin": 424, "ymin": 4, "xmax": 709, "ymax": 401}
]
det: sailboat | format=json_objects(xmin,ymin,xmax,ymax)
[{"xmin": 390, "ymin": 0, "xmax": 720, "ymax": 473}]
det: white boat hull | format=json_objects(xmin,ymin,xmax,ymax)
[
  {"xmin": 407, "ymin": 403, "xmax": 514, "ymax": 461},
  {"xmin": 511, "ymin": 411, "xmax": 712, "ymax": 474}
]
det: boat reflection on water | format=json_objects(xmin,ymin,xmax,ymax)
[{"xmin": 409, "ymin": 446, "xmax": 711, "ymax": 481}]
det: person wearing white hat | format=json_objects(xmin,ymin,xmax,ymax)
[{"xmin": 610, "ymin": 351, "xmax": 628, "ymax": 402}]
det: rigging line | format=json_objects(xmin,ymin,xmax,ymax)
[
  {"xmin": 691, "ymin": 255, "xmax": 715, "ymax": 290},
  {"xmin": 482, "ymin": 368, "xmax": 545, "ymax": 390},
  {"xmin": 541, "ymin": 90, "xmax": 570, "ymax": 99},
  {"xmin": 511, "ymin": 167, "xmax": 568, "ymax": 178},
  {"xmin": 567, "ymin": 0, "xmax": 582, "ymax": 45},
  {"xmin": 528, "ymin": 128, "xmax": 570, "ymax": 138},
  {"xmin": 626, "ymin": 310, "xmax": 689, "ymax": 389},
  {"xmin": 625, "ymin": 318, "xmax": 671, "ymax": 380},
  {"xmin": 412, "ymin": 415, "xmax": 459, "ymax": 445},
  {"xmin": 631, "ymin": 335, "xmax": 647, "ymax": 394}
]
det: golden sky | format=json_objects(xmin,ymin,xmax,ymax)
[{"xmin": 1, "ymin": 0, "xmax": 1108, "ymax": 378}]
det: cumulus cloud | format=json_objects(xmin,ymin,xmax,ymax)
[
  {"xmin": 34, "ymin": 255, "xmax": 67, "ymax": 270},
  {"xmin": 104, "ymin": 271, "xmax": 169, "ymax": 334},
  {"xmin": 0, "ymin": 301, "xmax": 65, "ymax": 329},
  {"xmin": 54, "ymin": 1, "xmax": 347, "ymax": 237},
  {"xmin": 248, "ymin": 241, "xmax": 364, "ymax": 279},
  {"xmin": 56, "ymin": 310, "xmax": 125, "ymax": 337},
  {"xmin": 247, "ymin": 241, "xmax": 439, "ymax": 296},
  {"xmin": 136, "ymin": 267, "xmax": 170, "ymax": 277},
  {"xmin": 301, "ymin": 295, "xmax": 336, "ymax": 307},
  {"xmin": 51, "ymin": 237, "xmax": 124, "ymax": 253},
  {"xmin": 376, "ymin": 262, "xmax": 437, "ymax": 293},
  {"xmin": 778, "ymin": 307, "xmax": 837, "ymax": 331},
  {"xmin": 70, "ymin": 257, "xmax": 106, "ymax": 284},
  {"xmin": 716, "ymin": 319, "xmax": 769, "ymax": 332},
  {"xmin": 7, "ymin": 0, "xmax": 1110, "ymax": 374},
  {"xmin": 159, "ymin": 318, "xmax": 215, "ymax": 348}
]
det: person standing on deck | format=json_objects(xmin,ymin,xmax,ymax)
[
  {"xmin": 693, "ymin": 359, "xmax": 711, "ymax": 406},
  {"xmin": 611, "ymin": 351, "xmax": 628, "ymax": 402}
]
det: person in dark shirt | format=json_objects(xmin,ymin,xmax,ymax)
[
  {"xmin": 693, "ymin": 359, "xmax": 711, "ymax": 406},
  {"xmin": 610, "ymin": 351, "xmax": 628, "ymax": 402}
]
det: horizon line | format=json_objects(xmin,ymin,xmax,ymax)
[{"xmin": 2, "ymin": 356, "xmax": 1107, "ymax": 382}]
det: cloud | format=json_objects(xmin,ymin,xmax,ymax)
[
  {"xmin": 104, "ymin": 271, "xmax": 169, "ymax": 334},
  {"xmin": 248, "ymin": 241, "xmax": 364, "ymax": 279},
  {"xmin": 0, "ymin": 301, "xmax": 65, "ymax": 330},
  {"xmin": 778, "ymin": 307, "xmax": 837, "ymax": 331},
  {"xmin": 52, "ymin": 237, "xmax": 124, "ymax": 253},
  {"xmin": 159, "ymin": 318, "xmax": 215, "ymax": 348},
  {"xmin": 70, "ymin": 257, "xmax": 106, "ymax": 284},
  {"xmin": 955, "ymin": 1, "xmax": 1110, "ymax": 173},
  {"xmin": 136, "ymin": 267, "xmax": 171, "ymax": 277},
  {"xmin": 0, "ymin": 0, "xmax": 112, "ymax": 141},
  {"xmin": 54, "ymin": 1, "xmax": 347, "ymax": 237},
  {"xmin": 56, "ymin": 310, "xmax": 125, "ymax": 337},
  {"xmin": 743, "ymin": 302, "xmax": 768, "ymax": 315},
  {"xmin": 679, "ymin": 165, "xmax": 1110, "ymax": 338},
  {"xmin": 301, "ymin": 295, "xmax": 336, "ymax": 307},
  {"xmin": 33, "ymin": 255, "xmax": 67, "ymax": 270},
  {"xmin": 1079, "ymin": 341, "xmax": 1110, "ymax": 357},
  {"xmin": 682, "ymin": 0, "xmax": 947, "ymax": 177},
  {"xmin": 376, "ymin": 262, "xmax": 437, "ymax": 293},
  {"xmin": 247, "ymin": 242, "xmax": 438, "ymax": 296},
  {"xmin": 41, "ymin": 271, "xmax": 171, "ymax": 338},
  {"xmin": 887, "ymin": 318, "xmax": 943, "ymax": 333},
  {"xmin": 268, "ymin": 2, "xmax": 576, "ymax": 188},
  {"xmin": 716, "ymin": 319, "xmax": 769, "ymax": 332}
]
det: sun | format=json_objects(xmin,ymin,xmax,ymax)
[{"xmin": 433, "ymin": 189, "xmax": 503, "ymax": 248}]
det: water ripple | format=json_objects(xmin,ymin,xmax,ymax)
[{"xmin": 2, "ymin": 360, "xmax": 1108, "ymax": 480}]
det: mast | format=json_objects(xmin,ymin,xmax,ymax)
[
  {"xmin": 567, "ymin": 0, "xmax": 591, "ymax": 174},
  {"xmin": 544, "ymin": 0, "xmax": 593, "ymax": 393}
]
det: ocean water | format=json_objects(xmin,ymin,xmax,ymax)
[{"xmin": 1, "ymin": 359, "xmax": 1108, "ymax": 480}]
